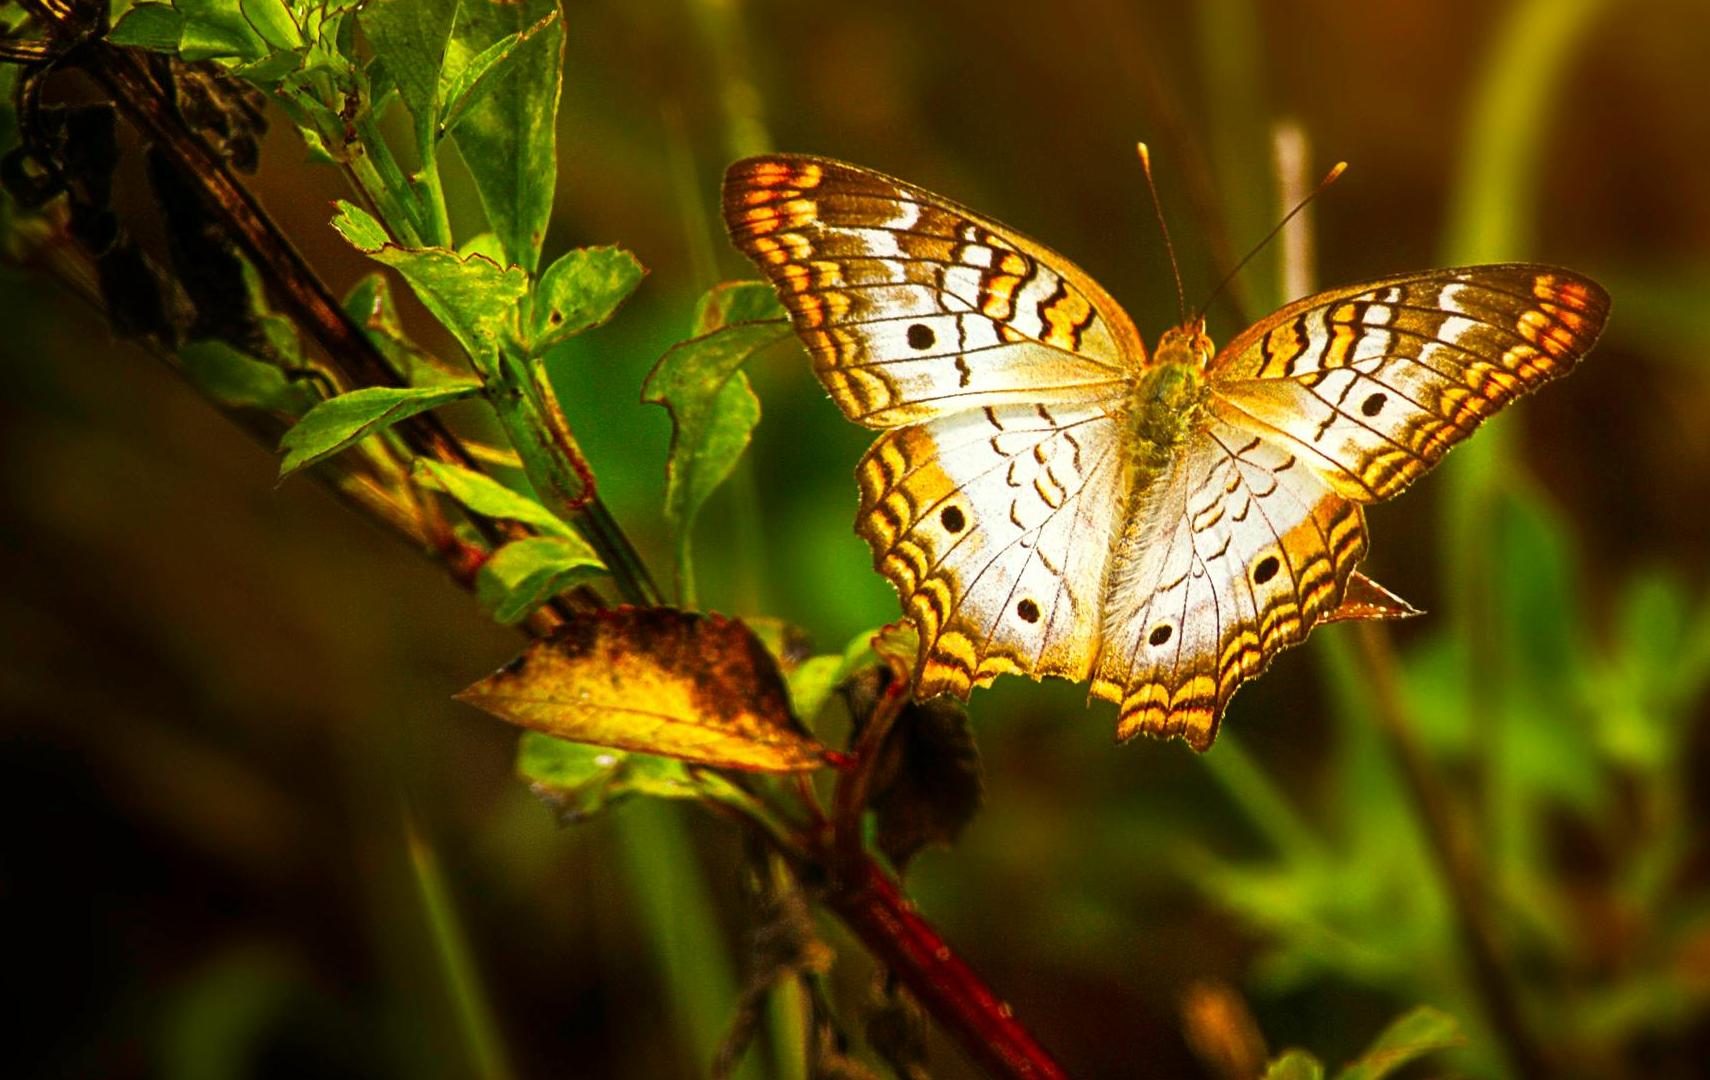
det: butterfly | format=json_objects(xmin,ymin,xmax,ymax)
[{"xmin": 721, "ymin": 154, "xmax": 1609, "ymax": 751}]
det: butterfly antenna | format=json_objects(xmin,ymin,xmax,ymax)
[
  {"xmin": 1192, "ymin": 159, "xmax": 1348, "ymax": 326},
  {"xmin": 1137, "ymin": 142, "xmax": 1188, "ymax": 326}
]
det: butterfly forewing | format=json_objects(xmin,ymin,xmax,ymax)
[
  {"xmin": 1092, "ymin": 418, "xmax": 1367, "ymax": 750},
  {"xmin": 723, "ymin": 156, "xmax": 1144, "ymax": 428},
  {"xmin": 1208, "ymin": 265, "xmax": 1609, "ymax": 502}
]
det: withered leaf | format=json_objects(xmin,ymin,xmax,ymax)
[
  {"xmin": 458, "ymin": 607, "xmax": 829, "ymax": 772},
  {"xmin": 842, "ymin": 667, "xmax": 985, "ymax": 872}
]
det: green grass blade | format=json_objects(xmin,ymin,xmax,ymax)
[{"xmin": 402, "ymin": 807, "xmax": 517, "ymax": 1080}]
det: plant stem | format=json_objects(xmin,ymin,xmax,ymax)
[
  {"xmin": 1353, "ymin": 623, "xmax": 1551, "ymax": 1080},
  {"xmin": 821, "ymin": 855, "xmax": 1075, "ymax": 1080},
  {"xmin": 830, "ymin": 669, "xmax": 908, "ymax": 879}
]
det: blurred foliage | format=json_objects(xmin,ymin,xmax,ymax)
[{"xmin": 4, "ymin": 1, "xmax": 1709, "ymax": 1079}]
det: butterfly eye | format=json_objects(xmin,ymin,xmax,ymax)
[
  {"xmin": 906, "ymin": 323, "xmax": 936, "ymax": 350},
  {"xmin": 939, "ymin": 506, "xmax": 965, "ymax": 532},
  {"xmin": 1252, "ymin": 555, "xmax": 1281, "ymax": 585},
  {"xmin": 1148, "ymin": 624, "xmax": 1173, "ymax": 646},
  {"xmin": 1360, "ymin": 392, "xmax": 1387, "ymax": 417},
  {"xmin": 1015, "ymin": 599, "xmax": 1040, "ymax": 623}
]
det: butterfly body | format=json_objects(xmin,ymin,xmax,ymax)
[
  {"xmin": 723, "ymin": 154, "xmax": 1609, "ymax": 751},
  {"xmin": 1130, "ymin": 330, "xmax": 1212, "ymax": 467}
]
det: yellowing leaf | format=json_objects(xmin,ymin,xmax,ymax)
[{"xmin": 457, "ymin": 608, "xmax": 828, "ymax": 772}]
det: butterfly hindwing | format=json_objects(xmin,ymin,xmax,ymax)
[
  {"xmin": 1208, "ymin": 265, "xmax": 1609, "ymax": 502},
  {"xmin": 857, "ymin": 401, "xmax": 1127, "ymax": 698},
  {"xmin": 723, "ymin": 156, "xmax": 1143, "ymax": 428},
  {"xmin": 1091, "ymin": 417, "xmax": 1367, "ymax": 750}
]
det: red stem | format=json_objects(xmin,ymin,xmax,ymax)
[{"xmin": 823, "ymin": 855, "xmax": 1074, "ymax": 1080}]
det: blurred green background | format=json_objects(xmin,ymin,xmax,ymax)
[{"xmin": 4, "ymin": 0, "xmax": 1709, "ymax": 1077}]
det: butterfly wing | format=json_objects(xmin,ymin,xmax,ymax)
[
  {"xmin": 859, "ymin": 401, "xmax": 1128, "ymax": 696},
  {"xmin": 1092, "ymin": 416, "xmax": 1368, "ymax": 750},
  {"xmin": 724, "ymin": 155, "xmax": 1149, "ymax": 696},
  {"xmin": 1207, "ymin": 265, "xmax": 1610, "ymax": 501},
  {"xmin": 1101, "ymin": 264, "xmax": 1607, "ymax": 750},
  {"xmin": 723, "ymin": 156, "xmax": 1145, "ymax": 428}
]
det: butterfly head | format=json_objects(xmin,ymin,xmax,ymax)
[{"xmin": 1153, "ymin": 320, "xmax": 1214, "ymax": 371}]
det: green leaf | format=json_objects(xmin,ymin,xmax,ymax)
[
  {"xmin": 332, "ymin": 200, "xmax": 528, "ymax": 368},
  {"xmin": 237, "ymin": 0, "xmax": 303, "ymax": 52},
  {"xmin": 516, "ymin": 732, "xmax": 700, "ymax": 823},
  {"xmin": 342, "ymin": 273, "xmax": 476, "ymax": 389},
  {"xmin": 457, "ymin": 232, "xmax": 508, "ymax": 265},
  {"xmin": 1263, "ymin": 1050, "xmax": 1325, "ymax": 1080},
  {"xmin": 437, "ymin": 12, "xmax": 557, "ymax": 139},
  {"xmin": 447, "ymin": 0, "xmax": 563, "ymax": 274},
  {"xmin": 178, "ymin": 339, "xmax": 319, "ymax": 416},
  {"xmin": 458, "ymin": 609, "xmax": 829, "ymax": 772},
  {"xmin": 784, "ymin": 655, "xmax": 845, "ymax": 727},
  {"xmin": 1334, "ymin": 1006, "xmax": 1461, "ymax": 1080},
  {"xmin": 476, "ymin": 536, "xmax": 605, "ymax": 625},
  {"xmin": 331, "ymin": 199, "xmax": 389, "ymax": 249},
  {"xmin": 413, "ymin": 459, "xmax": 572, "ymax": 538},
  {"xmin": 531, "ymin": 246, "xmax": 646, "ymax": 349},
  {"xmin": 641, "ymin": 281, "xmax": 789, "ymax": 596},
  {"xmin": 277, "ymin": 384, "xmax": 479, "ymax": 478},
  {"xmin": 108, "ymin": 3, "xmax": 185, "ymax": 50},
  {"xmin": 176, "ymin": 0, "xmax": 271, "ymax": 61},
  {"xmin": 359, "ymin": 0, "xmax": 459, "ymax": 123}
]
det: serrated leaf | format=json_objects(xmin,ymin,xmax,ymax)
[
  {"xmin": 107, "ymin": 3, "xmax": 184, "ymax": 50},
  {"xmin": 516, "ymin": 732, "xmax": 699, "ymax": 822},
  {"xmin": 531, "ymin": 246, "xmax": 645, "ymax": 349},
  {"xmin": 458, "ymin": 608, "xmax": 829, "ymax": 772},
  {"xmin": 332, "ymin": 200, "xmax": 528, "ymax": 367},
  {"xmin": 179, "ymin": 339, "xmax": 319, "ymax": 416},
  {"xmin": 475, "ymin": 536, "xmax": 605, "ymax": 625},
  {"xmin": 359, "ymin": 0, "xmax": 459, "ymax": 124},
  {"xmin": 642, "ymin": 281, "xmax": 789, "ymax": 593},
  {"xmin": 277, "ymin": 384, "xmax": 478, "ymax": 478},
  {"xmin": 413, "ymin": 459, "xmax": 571, "ymax": 537},
  {"xmin": 1263, "ymin": 1049, "xmax": 1325, "ymax": 1080},
  {"xmin": 1333, "ymin": 1006, "xmax": 1461, "ymax": 1080},
  {"xmin": 437, "ymin": 11, "xmax": 557, "ymax": 139},
  {"xmin": 448, "ymin": 0, "xmax": 563, "ymax": 274}
]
